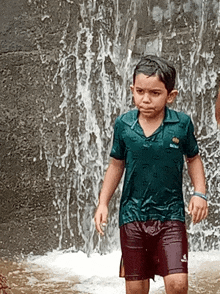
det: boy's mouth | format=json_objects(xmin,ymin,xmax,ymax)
[{"xmin": 141, "ymin": 107, "xmax": 155, "ymax": 112}]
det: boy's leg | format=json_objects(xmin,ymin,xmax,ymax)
[
  {"xmin": 163, "ymin": 273, "xmax": 188, "ymax": 294},
  {"xmin": 156, "ymin": 221, "xmax": 188, "ymax": 294},
  {"xmin": 120, "ymin": 222, "xmax": 155, "ymax": 293},
  {"xmin": 126, "ymin": 279, "xmax": 150, "ymax": 294}
]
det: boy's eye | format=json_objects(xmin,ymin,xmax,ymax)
[
  {"xmin": 136, "ymin": 89, "xmax": 144, "ymax": 94},
  {"xmin": 152, "ymin": 91, "xmax": 160, "ymax": 96}
]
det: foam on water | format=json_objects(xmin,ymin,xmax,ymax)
[{"xmin": 27, "ymin": 249, "xmax": 220, "ymax": 294}]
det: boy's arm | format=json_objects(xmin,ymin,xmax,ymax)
[
  {"xmin": 186, "ymin": 154, "xmax": 208, "ymax": 224},
  {"xmin": 94, "ymin": 158, "xmax": 125, "ymax": 235}
]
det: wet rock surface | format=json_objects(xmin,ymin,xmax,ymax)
[
  {"xmin": 0, "ymin": 0, "xmax": 219, "ymax": 257},
  {"xmin": 0, "ymin": 258, "xmax": 88, "ymax": 294}
]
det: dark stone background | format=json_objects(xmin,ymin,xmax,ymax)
[{"xmin": 0, "ymin": 0, "xmax": 219, "ymax": 257}]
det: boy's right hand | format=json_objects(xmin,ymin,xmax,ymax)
[{"xmin": 94, "ymin": 204, "xmax": 108, "ymax": 236}]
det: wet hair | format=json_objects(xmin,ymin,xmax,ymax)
[{"xmin": 133, "ymin": 55, "xmax": 176, "ymax": 93}]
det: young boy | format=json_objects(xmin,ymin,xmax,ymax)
[{"xmin": 94, "ymin": 55, "xmax": 208, "ymax": 294}]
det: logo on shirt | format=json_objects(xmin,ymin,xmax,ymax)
[
  {"xmin": 181, "ymin": 254, "xmax": 188, "ymax": 263},
  {"xmin": 172, "ymin": 137, "xmax": 179, "ymax": 144},
  {"xmin": 170, "ymin": 143, "xmax": 179, "ymax": 149}
]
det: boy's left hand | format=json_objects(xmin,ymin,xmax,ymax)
[{"xmin": 188, "ymin": 196, "xmax": 208, "ymax": 224}]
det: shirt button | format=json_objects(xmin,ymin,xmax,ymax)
[{"xmin": 143, "ymin": 142, "xmax": 150, "ymax": 148}]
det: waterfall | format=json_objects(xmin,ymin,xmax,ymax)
[{"xmin": 35, "ymin": 0, "xmax": 220, "ymax": 254}]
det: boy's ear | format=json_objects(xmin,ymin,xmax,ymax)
[
  {"xmin": 130, "ymin": 84, "xmax": 134, "ymax": 93},
  {"xmin": 167, "ymin": 90, "xmax": 178, "ymax": 104}
]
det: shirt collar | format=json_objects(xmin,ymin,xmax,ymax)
[{"xmin": 163, "ymin": 107, "xmax": 180, "ymax": 123}]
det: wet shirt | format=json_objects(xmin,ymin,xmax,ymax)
[{"xmin": 110, "ymin": 107, "xmax": 199, "ymax": 227}]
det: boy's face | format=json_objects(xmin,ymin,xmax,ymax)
[{"xmin": 130, "ymin": 74, "xmax": 178, "ymax": 119}]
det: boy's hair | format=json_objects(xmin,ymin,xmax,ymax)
[{"xmin": 133, "ymin": 55, "xmax": 176, "ymax": 93}]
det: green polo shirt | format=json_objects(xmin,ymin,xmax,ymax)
[{"xmin": 110, "ymin": 107, "xmax": 199, "ymax": 227}]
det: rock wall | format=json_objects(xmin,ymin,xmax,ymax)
[{"xmin": 0, "ymin": 0, "xmax": 219, "ymax": 257}]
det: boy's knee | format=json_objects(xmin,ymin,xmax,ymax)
[
  {"xmin": 126, "ymin": 279, "xmax": 149, "ymax": 294},
  {"xmin": 170, "ymin": 281, "xmax": 188, "ymax": 293},
  {"xmin": 164, "ymin": 273, "xmax": 188, "ymax": 294}
]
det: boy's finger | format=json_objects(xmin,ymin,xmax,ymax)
[
  {"xmin": 188, "ymin": 201, "xmax": 193, "ymax": 215},
  {"xmin": 94, "ymin": 206, "xmax": 108, "ymax": 235},
  {"xmin": 101, "ymin": 211, "xmax": 108, "ymax": 227},
  {"xmin": 194, "ymin": 209, "xmax": 202, "ymax": 223},
  {"xmin": 200, "ymin": 207, "xmax": 208, "ymax": 222},
  {"xmin": 193, "ymin": 206, "xmax": 208, "ymax": 223},
  {"xmin": 192, "ymin": 206, "xmax": 199, "ymax": 223},
  {"xmin": 100, "ymin": 222, "xmax": 107, "ymax": 235},
  {"xmin": 95, "ymin": 217, "xmax": 107, "ymax": 236},
  {"xmin": 96, "ymin": 222, "xmax": 104, "ymax": 235},
  {"xmin": 98, "ymin": 224, "xmax": 104, "ymax": 236},
  {"xmin": 102, "ymin": 214, "xmax": 108, "ymax": 224},
  {"xmin": 204, "ymin": 207, "xmax": 208, "ymax": 219},
  {"xmin": 192, "ymin": 213, "xmax": 196, "ymax": 223},
  {"xmin": 94, "ymin": 214, "xmax": 103, "ymax": 234}
]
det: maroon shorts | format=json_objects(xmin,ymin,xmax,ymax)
[{"xmin": 120, "ymin": 220, "xmax": 188, "ymax": 281}]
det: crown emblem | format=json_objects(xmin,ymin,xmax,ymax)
[{"xmin": 172, "ymin": 137, "xmax": 179, "ymax": 144}]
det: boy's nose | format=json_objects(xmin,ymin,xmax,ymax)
[{"xmin": 143, "ymin": 93, "xmax": 151, "ymax": 103}]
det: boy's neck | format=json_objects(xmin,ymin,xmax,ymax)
[{"xmin": 138, "ymin": 108, "xmax": 165, "ymax": 137}]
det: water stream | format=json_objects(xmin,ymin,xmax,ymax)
[
  {"xmin": 34, "ymin": 0, "xmax": 219, "ymax": 269},
  {"xmin": 1, "ymin": 0, "xmax": 220, "ymax": 293}
]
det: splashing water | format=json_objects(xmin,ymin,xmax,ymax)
[
  {"xmin": 35, "ymin": 0, "xmax": 220, "ymax": 255},
  {"xmin": 1, "ymin": 250, "xmax": 220, "ymax": 294}
]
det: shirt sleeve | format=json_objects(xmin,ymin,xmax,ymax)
[
  {"xmin": 110, "ymin": 117, "xmax": 126, "ymax": 160},
  {"xmin": 183, "ymin": 118, "xmax": 199, "ymax": 158}
]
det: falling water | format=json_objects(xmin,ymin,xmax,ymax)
[
  {"xmin": 35, "ymin": 0, "xmax": 141, "ymax": 255},
  {"xmin": 34, "ymin": 0, "xmax": 220, "ymax": 255},
  {"xmin": 1, "ymin": 0, "xmax": 220, "ymax": 293}
]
